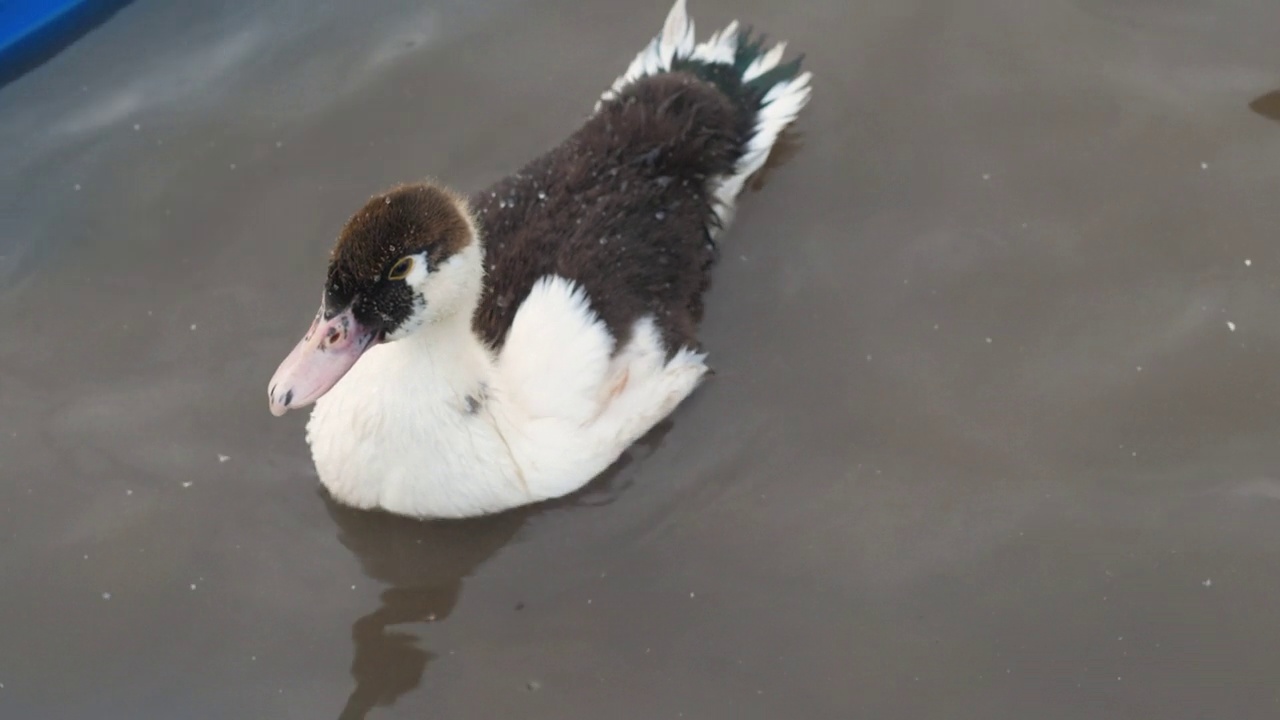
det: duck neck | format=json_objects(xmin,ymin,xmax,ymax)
[
  {"xmin": 396, "ymin": 295, "xmax": 491, "ymax": 393},
  {"xmin": 387, "ymin": 218, "xmax": 492, "ymax": 395}
]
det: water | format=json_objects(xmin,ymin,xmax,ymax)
[{"xmin": 2, "ymin": 0, "xmax": 1280, "ymax": 718}]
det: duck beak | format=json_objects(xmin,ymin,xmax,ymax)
[{"xmin": 268, "ymin": 306, "xmax": 380, "ymax": 416}]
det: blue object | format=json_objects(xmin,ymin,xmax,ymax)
[
  {"xmin": 0, "ymin": 0, "xmax": 89, "ymax": 55},
  {"xmin": 0, "ymin": 0, "xmax": 132, "ymax": 86}
]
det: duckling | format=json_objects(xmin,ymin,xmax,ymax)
[{"xmin": 268, "ymin": 0, "xmax": 812, "ymax": 518}]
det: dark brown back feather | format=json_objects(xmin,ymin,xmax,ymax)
[{"xmin": 470, "ymin": 72, "xmax": 746, "ymax": 355}]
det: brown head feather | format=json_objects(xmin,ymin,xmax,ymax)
[{"xmin": 324, "ymin": 182, "xmax": 474, "ymax": 333}]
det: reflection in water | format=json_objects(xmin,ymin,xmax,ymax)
[
  {"xmin": 321, "ymin": 419, "xmax": 674, "ymax": 719},
  {"xmin": 323, "ymin": 496, "xmax": 525, "ymax": 720},
  {"xmin": 340, "ymin": 586, "xmax": 445, "ymax": 718},
  {"xmin": 1249, "ymin": 90, "xmax": 1280, "ymax": 123}
]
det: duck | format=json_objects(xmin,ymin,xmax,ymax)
[{"xmin": 267, "ymin": 0, "xmax": 813, "ymax": 519}]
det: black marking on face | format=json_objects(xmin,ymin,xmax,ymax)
[{"xmin": 324, "ymin": 183, "xmax": 472, "ymax": 336}]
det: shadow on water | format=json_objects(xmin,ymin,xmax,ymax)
[
  {"xmin": 1249, "ymin": 90, "xmax": 1280, "ymax": 123},
  {"xmin": 322, "ymin": 418, "xmax": 676, "ymax": 720},
  {"xmin": 746, "ymin": 126, "xmax": 806, "ymax": 192}
]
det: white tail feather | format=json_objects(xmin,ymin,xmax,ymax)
[
  {"xmin": 597, "ymin": 0, "xmax": 695, "ymax": 109},
  {"xmin": 743, "ymin": 41, "xmax": 786, "ymax": 82},
  {"xmin": 596, "ymin": 0, "xmax": 813, "ymax": 235},
  {"xmin": 691, "ymin": 20, "xmax": 739, "ymax": 65},
  {"xmin": 659, "ymin": 0, "xmax": 696, "ymax": 67},
  {"xmin": 708, "ymin": 70, "xmax": 813, "ymax": 231}
]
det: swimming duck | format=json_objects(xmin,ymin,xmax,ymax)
[{"xmin": 267, "ymin": 0, "xmax": 813, "ymax": 519}]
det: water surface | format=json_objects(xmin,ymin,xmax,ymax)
[{"xmin": 3, "ymin": 0, "xmax": 1280, "ymax": 718}]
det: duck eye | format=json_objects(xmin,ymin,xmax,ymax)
[{"xmin": 387, "ymin": 256, "xmax": 414, "ymax": 281}]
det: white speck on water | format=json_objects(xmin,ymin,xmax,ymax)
[
  {"xmin": 251, "ymin": 655, "xmax": 257, "ymax": 661},
  {"xmin": 182, "ymin": 481, "xmax": 193, "ymax": 488},
  {"xmin": 73, "ymin": 183, "xmax": 81, "ymax": 191},
  {"xmin": 102, "ymin": 592, "xmax": 111, "ymax": 600},
  {"xmin": 83, "ymin": 554, "xmax": 89, "ymax": 560},
  {"xmin": 690, "ymin": 592, "xmax": 696, "ymax": 598},
  {"xmin": 981, "ymin": 173, "xmax": 991, "ymax": 180},
  {"xmin": 217, "ymin": 454, "xmax": 230, "ymax": 463},
  {"xmin": 1227, "ymin": 321, "xmax": 1236, "ymax": 332},
  {"xmin": 985, "ymin": 337, "xmax": 993, "ymax": 344},
  {"xmin": 190, "ymin": 323, "xmax": 197, "ymax": 331},
  {"xmin": 229, "ymin": 163, "xmax": 237, "ymax": 170},
  {"xmin": 126, "ymin": 489, "xmax": 133, "ymax": 496},
  {"xmin": 739, "ymin": 254, "xmax": 747, "ymax": 262},
  {"xmin": 1203, "ymin": 578, "xmax": 1212, "ymax": 587},
  {"xmin": 275, "ymin": 140, "xmax": 283, "ymax": 148},
  {"xmin": 933, "ymin": 324, "xmax": 939, "ymax": 330},
  {"xmin": 190, "ymin": 583, "xmax": 197, "ymax": 591},
  {"xmin": 1136, "ymin": 366, "xmax": 1143, "ymax": 372},
  {"xmin": 537, "ymin": 191, "xmax": 547, "ymax": 200},
  {"xmin": 1245, "ymin": 259, "xmax": 1252, "ymax": 267},
  {"xmin": 351, "ymin": 585, "xmax": 356, "ymax": 590},
  {"xmin": 1200, "ymin": 162, "xmax": 1209, "ymax": 170},
  {"xmin": 133, "ymin": 123, "xmax": 141, "ymax": 131},
  {"xmin": 866, "ymin": 354, "xmax": 872, "ymax": 362},
  {"xmin": 587, "ymin": 598, "xmax": 592, "ymax": 605}
]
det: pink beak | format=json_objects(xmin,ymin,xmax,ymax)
[{"xmin": 268, "ymin": 307, "xmax": 380, "ymax": 416}]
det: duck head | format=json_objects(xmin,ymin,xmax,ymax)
[{"xmin": 268, "ymin": 182, "xmax": 481, "ymax": 416}]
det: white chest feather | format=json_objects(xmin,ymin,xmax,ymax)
[
  {"xmin": 305, "ymin": 275, "xmax": 708, "ymax": 519},
  {"xmin": 306, "ymin": 315, "xmax": 521, "ymax": 518}
]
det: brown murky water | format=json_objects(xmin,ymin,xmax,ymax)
[{"xmin": 4, "ymin": 0, "xmax": 1280, "ymax": 718}]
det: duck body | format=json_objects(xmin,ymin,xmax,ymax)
[{"xmin": 270, "ymin": 0, "xmax": 813, "ymax": 519}]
